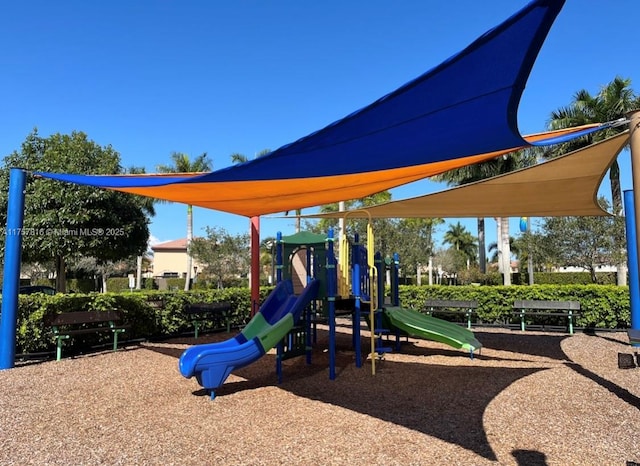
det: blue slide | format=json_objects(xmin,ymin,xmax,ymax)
[{"xmin": 179, "ymin": 279, "xmax": 319, "ymax": 399}]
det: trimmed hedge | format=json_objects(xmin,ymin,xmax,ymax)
[
  {"xmin": 14, "ymin": 287, "xmax": 274, "ymax": 355},
  {"xmin": 10, "ymin": 284, "xmax": 631, "ymax": 356},
  {"xmin": 398, "ymin": 284, "xmax": 629, "ymax": 329}
]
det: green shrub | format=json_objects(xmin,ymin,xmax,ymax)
[
  {"xmin": 398, "ymin": 284, "xmax": 629, "ymax": 329},
  {"xmin": 10, "ymin": 283, "xmax": 631, "ymax": 356},
  {"xmin": 13, "ymin": 287, "xmax": 272, "ymax": 355}
]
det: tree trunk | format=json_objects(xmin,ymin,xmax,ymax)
[
  {"xmin": 477, "ymin": 217, "xmax": 486, "ymax": 273},
  {"xmin": 185, "ymin": 204, "xmax": 193, "ymax": 291},
  {"xmin": 610, "ymin": 161, "xmax": 622, "ymax": 216},
  {"xmin": 496, "ymin": 218, "xmax": 503, "ymax": 274},
  {"xmin": 610, "ymin": 161, "xmax": 627, "ymax": 286},
  {"xmin": 136, "ymin": 255, "xmax": 142, "ymax": 290},
  {"xmin": 55, "ymin": 255, "xmax": 66, "ymax": 293},
  {"xmin": 295, "ymin": 209, "xmax": 301, "ymax": 233},
  {"xmin": 501, "ymin": 217, "xmax": 511, "ymax": 286}
]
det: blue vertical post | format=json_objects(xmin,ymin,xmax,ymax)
[
  {"xmin": 305, "ymin": 245, "xmax": 312, "ymax": 365},
  {"xmin": 0, "ymin": 168, "xmax": 27, "ymax": 370},
  {"xmin": 352, "ymin": 233, "xmax": 362, "ymax": 367},
  {"xmin": 624, "ymin": 190, "xmax": 640, "ymax": 333},
  {"xmin": 326, "ymin": 228, "xmax": 336, "ymax": 379},
  {"xmin": 392, "ymin": 253, "xmax": 400, "ymax": 306},
  {"xmin": 275, "ymin": 232, "xmax": 283, "ymax": 284}
]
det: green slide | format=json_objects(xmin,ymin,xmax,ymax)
[{"xmin": 382, "ymin": 306, "xmax": 482, "ymax": 356}]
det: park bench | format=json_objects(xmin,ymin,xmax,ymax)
[
  {"xmin": 512, "ymin": 299, "xmax": 581, "ymax": 334},
  {"xmin": 627, "ymin": 329, "xmax": 640, "ymax": 346},
  {"xmin": 44, "ymin": 310, "xmax": 130, "ymax": 361},
  {"xmin": 184, "ymin": 301, "xmax": 232, "ymax": 338},
  {"xmin": 424, "ymin": 299, "xmax": 478, "ymax": 329}
]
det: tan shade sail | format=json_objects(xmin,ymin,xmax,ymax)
[{"xmin": 301, "ymin": 132, "xmax": 629, "ymax": 220}]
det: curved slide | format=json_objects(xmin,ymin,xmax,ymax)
[
  {"xmin": 179, "ymin": 279, "xmax": 319, "ymax": 398},
  {"xmin": 382, "ymin": 306, "xmax": 482, "ymax": 356}
]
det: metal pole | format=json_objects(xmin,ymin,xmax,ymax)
[
  {"xmin": 326, "ymin": 227, "xmax": 336, "ymax": 380},
  {"xmin": 628, "ymin": 110, "xmax": 640, "ymax": 330},
  {"xmin": 0, "ymin": 168, "xmax": 27, "ymax": 370},
  {"xmin": 624, "ymin": 190, "xmax": 639, "ymax": 331},
  {"xmin": 275, "ymin": 231, "xmax": 283, "ymax": 284},
  {"xmin": 527, "ymin": 217, "xmax": 534, "ymax": 285},
  {"xmin": 250, "ymin": 216, "xmax": 260, "ymax": 317}
]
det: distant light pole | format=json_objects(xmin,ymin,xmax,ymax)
[{"xmin": 520, "ymin": 217, "xmax": 534, "ymax": 285}]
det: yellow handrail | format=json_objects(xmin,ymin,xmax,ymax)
[
  {"xmin": 369, "ymin": 265, "xmax": 378, "ymax": 375},
  {"xmin": 338, "ymin": 209, "xmax": 379, "ymax": 375}
]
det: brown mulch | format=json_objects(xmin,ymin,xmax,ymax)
[{"xmin": 0, "ymin": 323, "xmax": 639, "ymax": 465}]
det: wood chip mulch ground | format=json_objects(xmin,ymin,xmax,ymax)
[{"xmin": 1, "ymin": 322, "xmax": 639, "ymax": 465}]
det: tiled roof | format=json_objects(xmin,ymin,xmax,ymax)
[{"xmin": 151, "ymin": 238, "xmax": 187, "ymax": 251}]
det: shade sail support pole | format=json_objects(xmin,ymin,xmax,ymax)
[
  {"xmin": 250, "ymin": 216, "xmax": 260, "ymax": 318},
  {"xmin": 0, "ymin": 168, "xmax": 27, "ymax": 370},
  {"xmin": 628, "ymin": 110, "xmax": 640, "ymax": 330}
]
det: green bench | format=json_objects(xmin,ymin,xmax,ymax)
[
  {"xmin": 513, "ymin": 299, "xmax": 581, "ymax": 334},
  {"xmin": 424, "ymin": 299, "xmax": 478, "ymax": 329},
  {"xmin": 45, "ymin": 310, "xmax": 130, "ymax": 361},
  {"xmin": 184, "ymin": 302, "xmax": 232, "ymax": 338}
]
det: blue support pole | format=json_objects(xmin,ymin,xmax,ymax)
[
  {"xmin": 326, "ymin": 228, "xmax": 336, "ymax": 380},
  {"xmin": 392, "ymin": 253, "xmax": 400, "ymax": 306},
  {"xmin": 0, "ymin": 168, "xmax": 27, "ymax": 370},
  {"xmin": 305, "ymin": 245, "xmax": 312, "ymax": 365},
  {"xmin": 275, "ymin": 231, "xmax": 283, "ymax": 284},
  {"xmin": 352, "ymin": 233, "xmax": 362, "ymax": 368},
  {"xmin": 624, "ymin": 190, "xmax": 640, "ymax": 333}
]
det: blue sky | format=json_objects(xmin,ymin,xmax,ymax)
[{"xmin": 1, "ymin": 0, "xmax": 639, "ymax": 252}]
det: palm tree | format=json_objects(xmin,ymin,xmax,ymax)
[
  {"xmin": 432, "ymin": 149, "xmax": 536, "ymax": 280},
  {"xmin": 157, "ymin": 152, "xmax": 212, "ymax": 291},
  {"xmin": 487, "ymin": 237, "xmax": 520, "ymax": 262},
  {"xmin": 545, "ymin": 76, "xmax": 640, "ymax": 285},
  {"xmin": 545, "ymin": 76, "xmax": 639, "ymax": 215},
  {"xmin": 443, "ymin": 221, "xmax": 477, "ymax": 266}
]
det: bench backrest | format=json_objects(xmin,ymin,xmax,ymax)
[
  {"xmin": 424, "ymin": 299, "xmax": 477, "ymax": 309},
  {"xmin": 513, "ymin": 300, "xmax": 580, "ymax": 311},
  {"xmin": 185, "ymin": 302, "xmax": 231, "ymax": 313},
  {"xmin": 45, "ymin": 310, "xmax": 123, "ymax": 326}
]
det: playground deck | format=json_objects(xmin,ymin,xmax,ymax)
[{"xmin": 1, "ymin": 323, "xmax": 639, "ymax": 465}]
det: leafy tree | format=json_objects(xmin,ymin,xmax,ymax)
[
  {"xmin": 156, "ymin": 152, "xmax": 212, "ymax": 291},
  {"xmin": 190, "ymin": 226, "xmax": 250, "ymax": 289},
  {"xmin": 388, "ymin": 218, "xmax": 443, "ymax": 279},
  {"xmin": 540, "ymin": 198, "xmax": 624, "ymax": 283},
  {"xmin": 0, "ymin": 130, "xmax": 151, "ymax": 292},
  {"xmin": 68, "ymin": 255, "xmax": 136, "ymax": 292},
  {"xmin": 514, "ymin": 229, "xmax": 558, "ymax": 273},
  {"xmin": 260, "ymin": 236, "xmax": 276, "ymax": 285},
  {"xmin": 431, "ymin": 247, "xmax": 460, "ymax": 283}
]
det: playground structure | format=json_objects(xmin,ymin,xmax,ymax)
[{"xmin": 178, "ymin": 222, "xmax": 482, "ymax": 398}]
